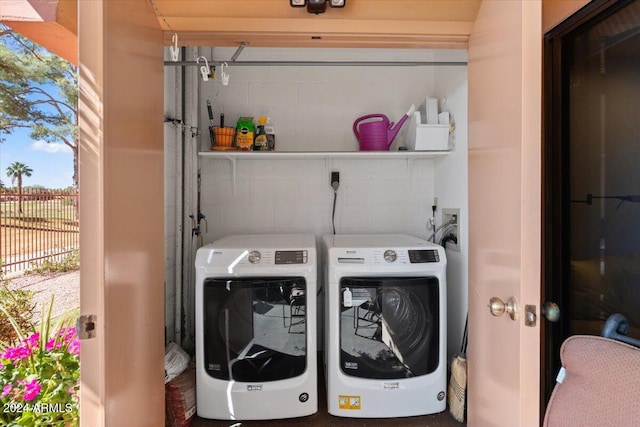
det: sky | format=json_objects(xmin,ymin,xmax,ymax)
[
  {"xmin": 1, "ymin": 28, "xmax": 75, "ymax": 190},
  {"xmin": 0, "ymin": 128, "xmax": 74, "ymax": 189}
]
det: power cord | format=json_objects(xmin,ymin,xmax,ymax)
[
  {"xmin": 331, "ymin": 172, "xmax": 340, "ymax": 234},
  {"xmin": 431, "ymin": 203, "xmax": 437, "ymax": 242}
]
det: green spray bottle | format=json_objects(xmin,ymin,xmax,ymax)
[{"xmin": 253, "ymin": 116, "xmax": 269, "ymax": 151}]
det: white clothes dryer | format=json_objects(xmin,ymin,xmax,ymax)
[
  {"xmin": 323, "ymin": 234, "xmax": 447, "ymax": 418},
  {"xmin": 195, "ymin": 234, "xmax": 317, "ymax": 420}
]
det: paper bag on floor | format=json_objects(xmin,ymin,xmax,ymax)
[{"xmin": 448, "ymin": 354, "xmax": 467, "ymax": 423}]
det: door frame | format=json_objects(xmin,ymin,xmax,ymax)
[
  {"xmin": 78, "ymin": 2, "xmax": 165, "ymax": 425},
  {"xmin": 542, "ymin": 0, "xmax": 635, "ymax": 403}
]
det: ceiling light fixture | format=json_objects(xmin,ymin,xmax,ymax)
[{"xmin": 290, "ymin": 0, "xmax": 346, "ymax": 14}]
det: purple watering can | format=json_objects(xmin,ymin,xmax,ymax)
[{"xmin": 353, "ymin": 104, "xmax": 416, "ymax": 151}]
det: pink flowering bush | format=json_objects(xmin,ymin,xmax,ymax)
[{"xmin": 0, "ymin": 298, "xmax": 79, "ymax": 426}]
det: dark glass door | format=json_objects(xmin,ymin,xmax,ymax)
[
  {"xmin": 203, "ymin": 277, "xmax": 307, "ymax": 382},
  {"xmin": 339, "ymin": 276, "xmax": 440, "ymax": 380},
  {"xmin": 566, "ymin": 0, "xmax": 640, "ymax": 339},
  {"xmin": 545, "ymin": 0, "xmax": 640, "ymax": 401}
]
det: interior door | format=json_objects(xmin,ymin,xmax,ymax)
[{"xmin": 467, "ymin": 1, "xmax": 543, "ymax": 425}]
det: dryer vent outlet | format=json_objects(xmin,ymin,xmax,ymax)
[{"xmin": 442, "ymin": 208, "xmax": 460, "ymax": 252}]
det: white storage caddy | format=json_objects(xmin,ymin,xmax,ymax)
[{"xmin": 405, "ymin": 110, "xmax": 451, "ymax": 151}]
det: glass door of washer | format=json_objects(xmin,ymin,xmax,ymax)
[
  {"xmin": 339, "ymin": 276, "xmax": 440, "ymax": 379},
  {"xmin": 203, "ymin": 276, "xmax": 307, "ymax": 382}
]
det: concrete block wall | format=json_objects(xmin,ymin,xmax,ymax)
[
  {"xmin": 198, "ymin": 47, "xmax": 465, "ymax": 153},
  {"xmin": 196, "ymin": 47, "xmax": 466, "ymax": 244},
  {"xmin": 199, "ymin": 157, "xmax": 437, "ymax": 243}
]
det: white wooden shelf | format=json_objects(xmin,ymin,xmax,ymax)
[{"xmin": 198, "ymin": 150, "xmax": 450, "ymax": 160}]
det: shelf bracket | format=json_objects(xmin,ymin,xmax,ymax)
[
  {"xmin": 222, "ymin": 155, "xmax": 238, "ymax": 195},
  {"xmin": 230, "ymin": 42, "xmax": 249, "ymax": 62}
]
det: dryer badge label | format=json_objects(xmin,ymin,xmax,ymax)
[
  {"xmin": 338, "ymin": 395, "xmax": 361, "ymax": 410},
  {"xmin": 344, "ymin": 361, "xmax": 358, "ymax": 370}
]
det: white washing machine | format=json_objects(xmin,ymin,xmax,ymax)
[
  {"xmin": 323, "ymin": 234, "xmax": 447, "ymax": 418},
  {"xmin": 195, "ymin": 234, "xmax": 317, "ymax": 420}
]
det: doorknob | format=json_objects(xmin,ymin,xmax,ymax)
[
  {"xmin": 489, "ymin": 297, "xmax": 518, "ymax": 321},
  {"xmin": 541, "ymin": 301, "xmax": 560, "ymax": 322},
  {"xmin": 523, "ymin": 302, "xmax": 560, "ymax": 327}
]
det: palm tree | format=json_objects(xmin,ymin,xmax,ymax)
[{"xmin": 6, "ymin": 162, "xmax": 33, "ymax": 214}]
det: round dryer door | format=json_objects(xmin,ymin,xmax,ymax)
[
  {"xmin": 338, "ymin": 276, "xmax": 440, "ymax": 379},
  {"xmin": 202, "ymin": 277, "xmax": 308, "ymax": 382}
]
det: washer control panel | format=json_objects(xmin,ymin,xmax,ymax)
[
  {"xmin": 274, "ymin": 250, "xmax": 308, "ymax": 264},
  {"xmin": 243, "ymin": 250, "xmax": 308, "ymax": 265}
]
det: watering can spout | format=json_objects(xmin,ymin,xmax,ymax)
[{"xmin": 386, "ymin": 104, "xmax": 416, "ymax": 148}]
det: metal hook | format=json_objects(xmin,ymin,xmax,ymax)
[
  {"xmin": 221, "ymin": 62, "xmax": 230, "ymax": 86},
  {"xmin": 170, "ymin": 33, "xmax": 179, "ymax": 62},
  {"xmin": 197, "ymin": 56, "xmax": 210, "ymax": 81}
]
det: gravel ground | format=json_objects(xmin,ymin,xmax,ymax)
[{"xmin": 4, "ymin": 270, "xmax": 80, "ymax": 321}]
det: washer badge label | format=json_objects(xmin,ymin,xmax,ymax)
[{"xmin": 338, "ymin": 395, "xmax": 361, "ymax": 410}]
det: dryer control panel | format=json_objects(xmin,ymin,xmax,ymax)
[
  {"xmin": 336, "ymin": 248, "xmax": 413, "ymax": 264},
  {"xmin": 334, "ymin": 248, "xmax": 443, "ymax": 265},
  {"xmin": 408, "ymin": 249, "xmax": 440, "ymax": 263},
  {"xmin": 246, "ymin": 250, "xmax": 309, "ymax": 264}
]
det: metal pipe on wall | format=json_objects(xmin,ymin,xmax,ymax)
[
  {"xmin": 164, "ymin": 60, "xmax": 467, "ymax": 67},
  {"xmin": 173, "ymin": 46, "xmax": 186, "ymax": 347}
]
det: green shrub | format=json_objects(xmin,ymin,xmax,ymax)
[
  {"xmin": 24, "ymin": 251, "xmax": 79, "ymax": 276},
  {"xmin": 0, "ymin": 287, "xmax": 35, "ymax": 345},
  {"xmin": 0, "ymin": 262, "xmax": 7, "ymax": 287}
]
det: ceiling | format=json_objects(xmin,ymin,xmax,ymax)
[
  {"xmin": 0, "ymin": 0, "xmax": 482, "ymax": 62},
  {"xmin": 151, "ymin": 0, "xmax": 482, "ymax": 49}
]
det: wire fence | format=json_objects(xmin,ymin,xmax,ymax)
[{"xmin": 0, "ymin": 188, "xmax": 79, "ymax": 273}]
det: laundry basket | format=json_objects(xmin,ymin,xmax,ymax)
[{"xmin": 210, "ymin": 126, "xmax": 236, "ymax": 150}]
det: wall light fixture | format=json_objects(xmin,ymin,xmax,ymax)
[{"xmin": 290, "ymin": 0, "xmax": 346, "ymax": 14}]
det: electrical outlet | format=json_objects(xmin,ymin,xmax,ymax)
[
  {"xmin": 442, "ymin": 208, "xmax": 460, "ymax": 252},
  {"xmin": 331, "ymin": 171, "xmax": 340, "ymax": 190}
]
